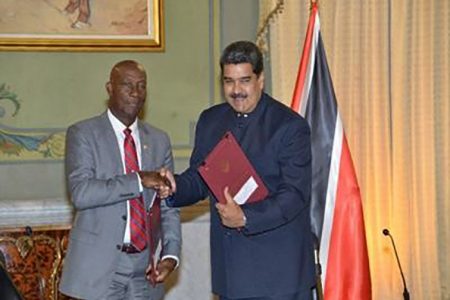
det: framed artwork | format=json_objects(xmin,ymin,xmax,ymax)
[{"xmin": 0, "ymin": 0, "xmax": 164, "ymax": 52}]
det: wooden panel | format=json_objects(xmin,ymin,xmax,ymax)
[{"xmin": 0, "ymin": 226, "xmax": 75, "ymax": 300}]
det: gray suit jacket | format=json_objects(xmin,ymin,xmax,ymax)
[{"xmin": 59, "ymin": 112, "xmax": 181, "ymax": 299}]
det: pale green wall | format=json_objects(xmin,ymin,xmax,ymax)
[
  {"xmin": 0, "ymin": 0, "xmax": 212, "ymax": 200},
  {"xmin": 220, "ymin": 0, "xmax": 259, "ymax": 47},
  {"xmin": 0, "ymin": 0, "xmax": 259, "ymax": 202}
]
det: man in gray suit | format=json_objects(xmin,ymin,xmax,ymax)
[{"xmin": 60, "ymin": 60, "xmax": 181, "ymax": 300}]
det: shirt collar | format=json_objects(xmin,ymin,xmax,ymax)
[
  {"xmin": 233, "ymin": 92, "xmax": 268, "ymax": 119},
  {"xmin": 107, "ymin": 109, "xmax": 138, "ymax": 135}
]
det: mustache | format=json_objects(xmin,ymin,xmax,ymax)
[{"xmin": 230, "ymin": 93, "xmax": 247, "ymax": 99}]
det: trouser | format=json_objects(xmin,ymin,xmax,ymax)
[{"xmin": 219, "ymin": 288, "xmax": 313, "ymax": 300}]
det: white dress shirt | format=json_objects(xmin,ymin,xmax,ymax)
[{"xmin": 107, "ymin": 109, "xmax": 179, "ymax": 266}]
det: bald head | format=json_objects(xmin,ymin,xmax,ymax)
[
  {"xmin": 110, "ymin": 60, "xmax": 146, "ymax": 83},
  {"xmin": 106, "ymin": 60, "xmax": 147, "ymax": 126}
]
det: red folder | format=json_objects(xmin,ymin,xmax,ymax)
[{"xmin": 198, "ymin": 131, "xmax": 269, "ymax": 205}]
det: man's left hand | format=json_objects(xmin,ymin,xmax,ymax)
[
  {"xmin": 215, "ymin": 187, "xmax": 246, "ymax": 228},
  {"xmin": 146, "ymin": 257, "xmax": 177, "ymax": 285}
]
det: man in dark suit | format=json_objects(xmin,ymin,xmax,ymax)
[
  {"xmin": 59, "ymin": 60, "xmax": 181, "ymax": 300},
  {"xmin": 163, "ymin": 41, "xmax": 316, "ymax": 300}
]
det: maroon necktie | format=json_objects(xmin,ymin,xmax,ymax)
[
  {"xmin": 123, "ymin": 128, "xmax": 147, "ymax": 251},
  {"xmin": 147, "ymin": 196, "xmax": 162, "ymax": 286}
]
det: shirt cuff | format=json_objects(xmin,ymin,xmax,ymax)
[
  {"xmin": 165, "ymin": 195, "xmax": 175, "ymax": 207},
  {"xmin": 161, "ymin": 255, "xmax": 180, "ymax": 269},
  {"xmin": 135, "ymin": 172, "xmax": 144, "ymax": 192}
]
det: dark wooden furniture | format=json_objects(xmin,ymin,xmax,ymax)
[
  {"xmin": 0, "ymin": 225, "xmax": 75, "ymax": 300},
  {"xmin": 0, "ymin": 260, "xmax": 24, "ymax": 300}
]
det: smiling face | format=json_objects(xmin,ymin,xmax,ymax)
[
  {"xmin": 106, "ymin": 61, "xmax": 147, "ymax": 126},
  {"xmin": 222, "ymin": 63, "xmax": 264, "ymax": 114}
]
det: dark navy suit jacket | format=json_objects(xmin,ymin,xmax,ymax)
[{"xmin": 168, "ymin": 93, "xmax": 315, "ymax": 298}]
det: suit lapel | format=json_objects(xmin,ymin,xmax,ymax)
[
  {"xmin": 138, "ymin": 121, "xmax": 156, "ymax": 209},
  {"xmin": 99, "ymin": 112, "xmax": 124, "ymax": 175},
  {"xmin": 138, "ymin": 121, "xmax": 153, "ymax": 170}
]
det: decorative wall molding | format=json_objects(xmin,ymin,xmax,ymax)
[
  {"xmin": 0, "ymin": 198, "xmax": 73, "ymax": 228},
  {"xmin": 0, "ymin": 197, "xmax": 211, "ymax": 228}
]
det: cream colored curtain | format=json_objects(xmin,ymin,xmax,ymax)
[
  {"xmin": 256, "ymin": 0, "xmax": 285, "ymax": 53},
  {"xmin": 260, "ymin": 0, "xmax": 450, "ymax": 299}
]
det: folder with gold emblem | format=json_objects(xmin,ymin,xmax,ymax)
[{"xmin": 198, "ymin": 131, "xmax": 269, "ymax": 205}]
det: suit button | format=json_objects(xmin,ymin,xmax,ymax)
[
  {"xmin": 116, "ymin": 244, "xmax": 121, "ymax": 250},
  {"xmin": 122, "ymin": 215, "xmax": 126, "ymax": 221}
]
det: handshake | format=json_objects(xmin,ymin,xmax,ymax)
[{"xmin": 138, "ymin": 168, "xmax": 176, "ymax": 199}]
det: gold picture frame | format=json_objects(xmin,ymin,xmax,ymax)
[{"xmin": 0, "ymin": 0, "xmax": 164, "ymax": 52}]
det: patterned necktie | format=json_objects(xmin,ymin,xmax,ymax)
[{"xmin": 123, "ymin": 128, "xmax": 147, "ymax": 251}]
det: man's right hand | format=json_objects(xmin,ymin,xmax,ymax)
[
  {"xmin": 139, "ymin": 170, "xmax": 176, "ymax": 198},
  {"xmin": 139, "ymin": 171, "xmax": 170, "ymax": 192},
  {"xmin": 157, "ymin": 168, "xmax": 177, "ymax": 199}
]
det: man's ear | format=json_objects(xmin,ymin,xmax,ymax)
[
  {"xmin": 106, "ymin": 82, "xmax": 112, "ymax": 96},
  {"xmin": 258, "ymin": 72, "xmax": 265, "ymax": 90}
]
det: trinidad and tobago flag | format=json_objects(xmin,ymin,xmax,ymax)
[{"xmin": 290, "ymin": 3, "xmax": 372, "ymax": 299}]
